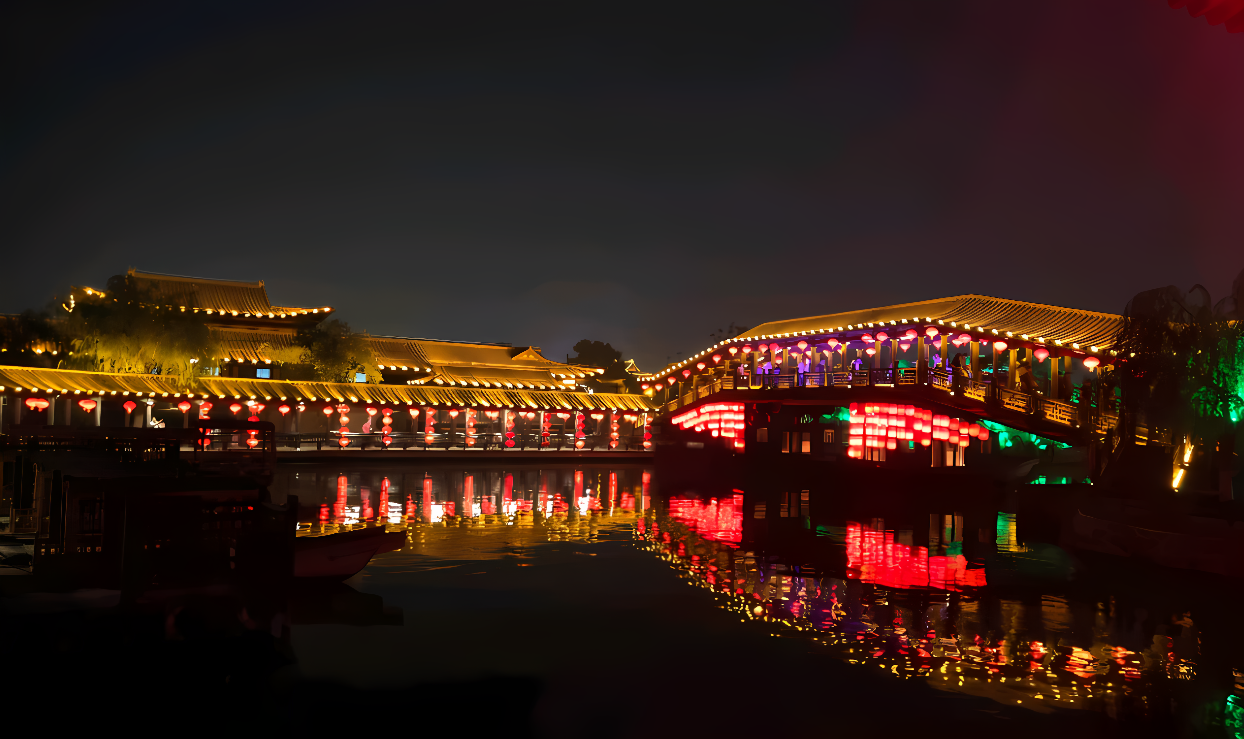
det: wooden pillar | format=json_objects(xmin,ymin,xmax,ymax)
[
  {"xmin": 48, "ymin": 395, "xmax": 56, "ymax": 425},
  {"xmin": 1007, "ymin": 349, "xmax": 1018, "ymax": 389},
  {"xmin": 969, "ymin": 341, "xmax": 980, "ymax": 380}
]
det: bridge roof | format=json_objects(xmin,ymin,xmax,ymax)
[{"xmin": 642, "ymin": 294, "xmax": 1122, "ymax": 380}]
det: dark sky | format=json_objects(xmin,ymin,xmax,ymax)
[{"xmin": 2, "ymin": 1, "xmax": 1241, "ymax": 372}]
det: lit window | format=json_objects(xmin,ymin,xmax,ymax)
[
  {"xmin": 823, "ymin": 429, "xmax": 835, "ymax": 444},
  {"xmin": 255, "ymin": 368, "xmax": 271, "ymax": 379},
  {"xmin": 756, "ymin": 427, "xmax": 768, "ymax": 443}
]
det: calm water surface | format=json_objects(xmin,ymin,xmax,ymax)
[{"xmin": 261, "ymin": 463, "xmax": 1244, "ymax": 736}]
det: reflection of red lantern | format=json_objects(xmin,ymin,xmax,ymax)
[
  {"xmin": 246, "ymin": 438, "xmax": 259, "ymax": 448},
  {"xmin": 178, "ymin": 400, "xmax": 192, "ymax": 413},
  {"xmin": 339, "ymin": 414, "xmax": 350, "ymax": 425},
  {"xmin": 278, "ymin": 404, "xmax": 291, "ymax": 415},
  {"xmin": 575, "ymin": 440, "xmax": 585, "ymax": 449},
  {"xmin": 339, "ymin": 426, "xmax": 350, "ymax": 434},
  {"xmin": 78, "ymin": 398, "xmax": 98, "ymax": 412},
  {"xmin": 229, "ymin": 403, "xmax": 243, "ymax": 415},
  {"xmin": 200, "ymin": 401, "xmax": 213, "ymax": 415},
  {"xmin": 123, "ymin": 400, "xmax": 137, "ymax": 414},
  {"xmin": 248, "ymin": 415, "xmax": 259, "ymax": 423},
  {"xmin": 382, "ymin": 435, "xmax": 393, "ymax": 447},
  {"xmin": 1083, "ymin": 356, "xmax": 1101, "ymax": 370},
  {"xmin": 338, "ymin": 437, "xmax": 350, "ymax": 447},
  {"xmin": 254, "ymin": 403, "xmax": 265, "ymax": 413}
]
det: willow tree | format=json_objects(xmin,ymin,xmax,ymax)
[
  {"xmin": 1111, "ymin": 270, "xmax": 1243, "ymax": 496},
  {"xmin": 58, "ymin": 274, "xmax": 218, "ymax": 385}
]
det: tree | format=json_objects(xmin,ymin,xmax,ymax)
[
  {"xmin": 59, "ymin": 274, "xmax": 218, "ymax": 385},
  {"xmin": 1111, "ymin": 269, "xmax": 1243, "ymax": 495},
  {"xmin": 568, "ymin": 340, "xmax": 622, "ymax": 369},
  {"xmin": 708, "ymin": 322, "xmax": 751, "ymax": 343},
  {"xmin": 294, "ymin": 319, "xmax": 382, "ymax": 383},
  {"xmin": 0, "ymin": 308, "xmax": 61, "ymax": 368}
]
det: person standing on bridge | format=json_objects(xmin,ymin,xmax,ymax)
[
  {"xmin": 950, "ymin": 353, "xmax": 966, "ymax": 395},
  {"xmin": 1017, "ymin": 358, "xmax": 1038, "ymax": 396}
]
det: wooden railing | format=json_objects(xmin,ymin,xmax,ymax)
[{"xmin": 663, "ymin": 368, "xmax": 1103, "ymax": 434}]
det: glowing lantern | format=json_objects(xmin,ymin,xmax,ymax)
[
  {"xmin": 668, "ymin": 376, "xmax": 676, "ymax": 384},
  {"xmin": 796, "ymin": 340, "xmax": 808, "ymax": 351},
  {"xmin": 278, "ymin": 404, "xmax": 290, "ymax": 415},
  {"xmin": 728, "ymin": 347, "xmax": 738, "ymax": 356},
  {"xmin": 641, "ymin": 382, "xmax": 650, "ymax": 390},
  {"xmin": 338, "ymin": 437, "xmax": 350, "ymax": 447},
  {"xmin": 78, "ymin": 398, "xmax": 97, "ymax": 412},
  {"xmin": 711, "ymin": 354, "xmax": 722, "ymax": 364},
  {"xmin": 827, "ymin": 338, "xmax": 839, "ymax": 348},
  {"xmin": 655, "ymin": 383, "xmax": 663, "ymax": 391},
  {"xmin": 875, "ymin": 332, "xmax": 888, "ymax": 342},
  {"xmin": 682, "ymin": 369, "xmax": 692, "ymax": 379},
  {"xmin": 925, "ymin": 327, "xmax": 939, "ymax": 337},
  {"xmin": 899, "ymin": 342, "xmax": 911, "ymax": 352},
  {"xmin": 26, "ymin": 397, "xmax": 48, "ymax": 411},
  {"xmin": 993, "ymin": 341, "xmax": 1008, "ymax": 352},
  {"xmin": 696, "ymin": 362, "xmax": 706, "ymax": 371},
  {"xmin": 229, "ymin": 403, "xmax": 243, "ymax": 415},
  {"xmin": 449, "ymin": 409, "xmax": 459, "ymax": 418},
  {"xmin": 246, "ymin": 438, "xmax": 260, "ymax": 448},
  {"xmin": 575, "ymin": 440, "xmax": 585, "ymax": 449},
  {"xmin": 123, "ymin": 400, "xmax": 137, "ymax": 414},
  {"xmin": 382, "ymin": 436, "xmax": 393, "ymax": 447},
  {"xmin": 339, "ymin": 426, "xmax": 350, "ymax": 434},
  {"xmin": 408, "ymin": 407, "xmax": 420, "ymax": 418},
  {"xmin": 323, "ymin": 405, "xmax": 334, "ymax": 416},
  {"xmin": 1083, "ymin": 356, "xmax": 1101, "ymax": 370},
  {"xmin": 741, "ymin": 345, "xmax": 753, "ymax": 353},
  {"xmin": 903, "ymin": 329, "xmax": 917, "ymax": 339},
  {"xmin": 977, "ymin": 425, "xmax": 990, "ymax": 441},
  {"xmin": 958, "ymin": 334, "xmax": 971, "ymax": 344},
  {"xmin": 200, "ymin": 401, "xmax": 213, "ymax": 414},
  {"xmin": 1033, "ymin": 348, "xmax": 1050, "ymax": 362},
  {"xmin": 756, "ymin": 345, "xmax": 767, "ymax": 354},
  {"xmin": 366, "ymin": 407, "xmax": 377, "ymax": 417},
  {"xmin": 861, "ymin": 334, "xmax": 873, "ymax": 343},
  {"xmin": 865, "ymin": 348, "xmax": 876, "ymax": 356},
  {"xmin": 339, "ymin": 414, "xmax": 350, "ymax": 425}
]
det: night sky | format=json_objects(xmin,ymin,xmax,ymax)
[{"xmin": 2, "ymin": 1, "xmax": 1241, "ymax": 372}]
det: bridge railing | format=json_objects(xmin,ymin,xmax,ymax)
[{"xmin": 670, "ymin": 368, "xmax": 1112, "ymax": 433}]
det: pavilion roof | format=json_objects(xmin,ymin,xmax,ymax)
[
  {"xmin": 68, "ymin": 270, "xmax": 334, "ymax": 320},
  {"xmin": 0, "ymin": 365, "xmax": 657, "ymax": 411},
  {"xmin": 368, "ymin": 336, "xmax": 602, "ymax": 378},
  {"xmin": 641, "ymin": 294, "xmax": 1123, "ymax": 380}
]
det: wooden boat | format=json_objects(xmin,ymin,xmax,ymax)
[{"xmin": 294, "ymin": 527, "xmax": 406, "ymax": 580}]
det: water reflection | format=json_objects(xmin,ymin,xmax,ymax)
[{"xmin": 635, "ymin": 498, "xmax": 1207, "ymax": 726}]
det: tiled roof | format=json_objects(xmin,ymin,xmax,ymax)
[{"xmin": 642, "ymin": 294, "xmax": 1123, "ymax": 380}]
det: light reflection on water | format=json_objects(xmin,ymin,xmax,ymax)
[
  {"xmin": 272, "ymin": 465, "xmax": 1225, "ymax": 730},
  {"xmin": 641, "ymin": 501, "xmax": 1206, "ymax": 725}
]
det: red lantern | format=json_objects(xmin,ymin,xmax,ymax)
[
  {"xmin": 278, "ymin": 404, "xmax": 291, "ymax": 415},
  {"xmin": 382, "ymin": 435, "xmax": 393, "ymax": 447},
  {"xmin": 229, "ymin": 403, "xmax": 243, "ymax": 415},
  {"xmin": 681, "ymin": 369, "xmax": 691, "ymax": 379},
  {"xmin": 860, "ymin": 334, "xmax": 873, "ymax": 344},
  {"xmin": 796, "ymin": 340, "xmax": 808, "ymax": 351},
  {"xmin": 641, "ymin": 382, "xmax": 650, "ymax": 390},
  {"xmin": 696, "ymin": 362, "xmax": 706, "ymax": 371},
  {"xmin": 246, "ymin": 437, "xmax": 260, "ymax": 448},
  {"xmin": 903, "ymin": 329, "xmax": 917, "ymax": 339},
  {"xmin": 741, "ymin": 345, "xmax": 753, "ymax": 353},
  {"xmin": 728, "ymin": 347, "xmax": 738, "ymax": 356},
  {"xmin": 667, "ymin": 376, "xmax": 676, "ymax": 384},
  {"xmin": 865, "ymin": 348, "xmax": 876, "ymax": 356},
  {"xmin": 200, "ymin": 401, "xmax": 213, "ymax": 414},
  {"xmin": 254, "ymin": 403, "xmax": 265, "ymax": 413},
  {"xmin": 1033, "ymin": 348, "xmax": 1049, "ymax": 362},
  {"xmin": 338, "ymin": 437, "xmax": 350, "ymax": 447},
  {"xmin": 977, "ymin": 425, "xmax": 990, "ymax": 441},
  {"xmin": 874, "ymin": 333, "xmax": 888, "ymax": 343},
  {"xmin": 899, "ymin": 342, "xmax": 911, "ymax": 352},
  {"xmin": 575, "ymin": 439, "xmax": 585, "ymax": 449},
  {"xmin": 123, "ymin": 400, "xmax": 137, "ymax": 414},
  {"xmin": 711, "ymin": 354, "xmax": 722, "ymax": 364},
  {"xmin": 756, "ymin": 345, "xmax": 767, "ymax": 354},
  {"xmin": 827, "ymin": 338, "xmax": 839, "ymax": 348},
  {"xmin": 248, "ymin": 415, "xmax": 259, "ymax": 422},
  {"xmin": 925, "ymin": 327, "xmax": 939, "ymax": 337},
  {"xmin": 654, "ymin": 383, "xmax": 663, "ymax": 391},
  {"xmin": 1083, "ymin": 356, "xmax": 1101, "ymax": 370},
  {"xmin": 993, "ymin": 341, "xmax": 1008, "ymax": 352},
  {"xmin": 78, "ymin": 398, "xmax": 98, "ymax": 412},
  {"xmin": 178, "ymin": 400, "xmax": 192, "ymax": 413},
  {"xmin": 323, "ymin": 405, "xmax": 334, "ymax": 416},
  {"xmin": 339, "ymin": 414, "xmax": 350, "ymax": 425},
  {"xmin": 449, "ymin": 409, "xmax": 459, "ymax": 419},
  {"xmin": 26, "ymin": 397, "xmax": 47, "ymax": 411},
  {"xmin": 366, "ymin": 406, "xmax": 377, "ymax": 417},
  {"xmin": 408, "ymin": 407, "xmax": 419, "ymax": 418},
  {"xmin": 958, "ymin": 333, "xmax": 971, "ymax": 344}
]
